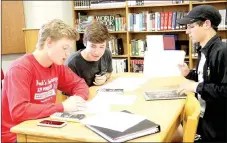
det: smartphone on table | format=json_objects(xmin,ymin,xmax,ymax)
[{"xmin": 37, "ymin": 119, "xmax": 67, "ymax": 128}]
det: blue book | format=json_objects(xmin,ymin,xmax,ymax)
[{"xmin": 172, "ymin": 12, "xmax": 177, "ymax": 30}]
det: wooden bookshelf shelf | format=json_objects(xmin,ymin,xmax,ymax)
[
  {"xmin": 218, "ymin": 29, "xmax": 227, "ymax": 31},
  {"xmin": 128, "ymin": 3, "xmax": 189, "ymax": 8},
  {"xmin": 74, "ymin": 6, "xmax": 126, "ymax": 11},
  {"xmin": 112, "ymin": 55, "xmax": 128, "ymax": 58},
  {"xmin": 192, "ymin": 1, "xmax": 227, "ymax": 5},
  {"xmin": 130, "ymin": 56, "xmax": 144, "ymax": 58},
  {"xmin": 129, "ymin": 30, "xmax": 186, "ymax": 33},
  {"xmin": 192, "ymin": 56, "xmax": 198, "ymax": 60},
  {"xmin": 130, "ymin": 56, "xmax": 190, "ymax": 59},
  {"xmin": 109, "ymin": 31, "xmax": 127, "ymax": 34},
  {"xmin": 78, "ymin": 31, "xmax": 127, "ymax": 34}
]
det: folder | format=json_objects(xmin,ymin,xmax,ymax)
[{"xmin": 85, "ymin": 110, "xmax": 160, "ymax": 142}]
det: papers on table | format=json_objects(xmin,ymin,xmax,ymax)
[
  {"xmin": 81, "ymin": 112, "xmax": 147, "ymax": 132},
  {"xmin": 91, "ymin": 93, "xmax": 137, "ymax": 105},
  {"xmin": 85, "ymin": 102, "xmax": 111, "ymax": 114},
  {"xmin": 100, "ymin": 77, "xmax": 148, "ymax": 91},
  {"xmin": 82, "ymin": 94, "xmax": 137, "ymax": 114},
  {"xmin": 73, "ymin": 94, "xmax": 137, "ymax": 115}
]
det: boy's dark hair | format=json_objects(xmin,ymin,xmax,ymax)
[{"xmin": 83, "ymin": 22, "xmax": 110, "ymax": 45}]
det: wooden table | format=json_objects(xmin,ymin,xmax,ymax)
[{"xmin": 11, "ymin": 73, "xmax": 186, "ymax": 142}]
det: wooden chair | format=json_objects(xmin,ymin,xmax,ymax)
[
  {"xmin": 182, "ymin": 94, "xmax": 201, "ymax": 142},
  {"xmin": 55, "ymin": 90, "xmax": 67, "ymax": 103}
]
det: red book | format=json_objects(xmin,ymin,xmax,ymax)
[
  {"xmin": 163, "ymin": 35, "xmax": 175, "ymax": 50},
  {"xmin": 168, "ymin": 12, "xmax": 173, "ymax": 30},
  {"xmin": 164, "ymin": 12, "xmax": 169, "ymax": 30}
]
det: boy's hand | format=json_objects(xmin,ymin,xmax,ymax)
[
  {"xmin": 178, "ymin": 63, "xmax": 190, "ymax": 77},
  {"xmin": 93, "ymin": 74, "xmax": 107, "ymax": 86},
  {"xmin": 177, "ymin": 79, "xmax": 199, "ymax": 95},
  {"xmin": 62, "ymin": 96, "xmax": 87, "ymax": 112}
]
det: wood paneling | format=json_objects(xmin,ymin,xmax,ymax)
[
  {"xmin": 23, "ymin": 29, "xmax": 39, "ymax": 53},
  {"xmin": 2, "ymin": 1, "xmax": 25, "ymax": 54}
]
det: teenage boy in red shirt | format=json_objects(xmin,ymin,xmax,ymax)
[{"xmin": 2, "ymin": 19, "xmax": 89, "ymax": 142}]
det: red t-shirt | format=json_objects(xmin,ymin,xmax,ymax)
[{"xmin": 1, "ymin": 54, "xmax": 89, "ymax": 142}]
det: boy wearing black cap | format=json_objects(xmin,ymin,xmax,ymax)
[{"xmin": 175, "ymin": 5, "xmax": 227, "ymax": 142}]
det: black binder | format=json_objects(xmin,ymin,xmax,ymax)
[{"xmin": 85, "ymin": 110, "xmax": 160, "ymax": 142}]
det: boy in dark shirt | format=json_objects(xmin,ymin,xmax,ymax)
[{"xmin": 65, "ymin": 22, "xmax": 113, "ymax": 86}]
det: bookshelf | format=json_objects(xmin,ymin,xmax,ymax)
[{"xmin": 72, "ymin": 0, "xmax": 227, "ymax": 72}]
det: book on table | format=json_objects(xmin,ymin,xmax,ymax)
[
  {"xmin": 50, "ymin": 112, "xmax": 85, "ymax": 122},
  {"xmin": 83, "ymin": 110, "xmax": 160, "ymax": 142},
  {"xmin": 144, "ymin": 89, "xmax": 187, "ymax": 101}
]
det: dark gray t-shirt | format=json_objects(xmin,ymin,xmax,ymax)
[{"xmin": 65, "ymin": 48, "xmax": 113, "ymax": 87}]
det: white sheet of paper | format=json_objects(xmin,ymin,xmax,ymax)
[
  {"xmin": 91, "ymin": 93, "xmax": 137, "ymax": 105},
  {"xmin": 146, "ymin": 35, "xmax": 164, "ymax": 52},
  {"xmin": 144, "ymin": 50, "xmax": 186, "ymax": 77},
  {"xmin": 100, "ymin": 77, "xmax": 148, "ymax": 91},
  {"xmin": 81, "ymin": 112, "xmax": 147, "ymax": 132},
  {"xmin": 86, "ymin": 102, "xmax": 110, "ymax": 114},
  {"xmin": 71, "ymin": 102, "xmax": 110, "ymax": 115}
]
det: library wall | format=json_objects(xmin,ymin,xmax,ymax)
[
  {"xmin": 22, "ymin": 1, "xmax": 76, "ymax": 53},
  {"xmin": 23, "ymin": 1, "xmax": 73, "ymax": 28}
]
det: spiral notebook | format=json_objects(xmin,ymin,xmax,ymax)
[{"xmin": 85, "ymin": 110, "xmax": 160, "ymax": 142}]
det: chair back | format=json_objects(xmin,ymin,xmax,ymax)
[{"xmin": 182, "ymin": 94, "xmax": 201, "ymax": 142}]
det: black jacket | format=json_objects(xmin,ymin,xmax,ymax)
[{"xmin": 187, "ymin": 35, "xmax": 227, "ymax": 141}]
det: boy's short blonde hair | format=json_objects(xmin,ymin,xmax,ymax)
[
  {"xmin": 83, "ymin": 22, "xmax": 110, "ymax": 45},
  {"xmin": 37, "ymin": 19, "xmax": 79, "ymax": 48}
]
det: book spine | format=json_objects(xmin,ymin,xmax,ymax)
[
  {"xmin": 172, "ymin": 12, "xmax": 176, "ymax": 30},
  {"xmin": 164, "ymin": 12, "xmax": 169, "ymax": 30},
  {"xmin": 168, "ymin": 12, "xmax": 172, "ymax": 30},
  {"xmin": 160, "ymin": 12, "xmax": 165, "ymax": 30}
]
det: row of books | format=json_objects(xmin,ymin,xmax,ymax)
[
  {"xmin": 128, "ymin": 11, "xmax": 187, "ymax": 32},
  {"xmin": 77, "ymin": 12, "xmax": 126, "ymax": 32},
  {"xmin": 112, "ymin": 59, "xmax": 127, "ymax": 73},
  {"xmin": 107, "ymin": 37, "xmax": 124, "ymax": 55},
  {"xmin": 128, "ymin": 0, "xmax": 188, "ymax": 6},
  {"xmin": 130, "ymin": 59, "xmax": 144, "ymax": 73},
  {"xmin": 131, "ymin": 39, "xmax": 147, "ymax": 56},
  {"xmin": 74, "ymin": 0, "xmax": 125, "ymax": 9},
  {"xmin": 76, "ymin": 10, "xmax": 226, "ymax": 32},
  {"xmin": 74, "ymin": 0, "xmax": 190, "ymax": 8},
  {"xmin": 131, "ymin": 35, "xmax": 178, "ymax": 56}
]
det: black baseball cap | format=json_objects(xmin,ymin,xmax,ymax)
[{"xmin": 177, "ymin": 5, "xmax": 222, "ymax": 27}]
